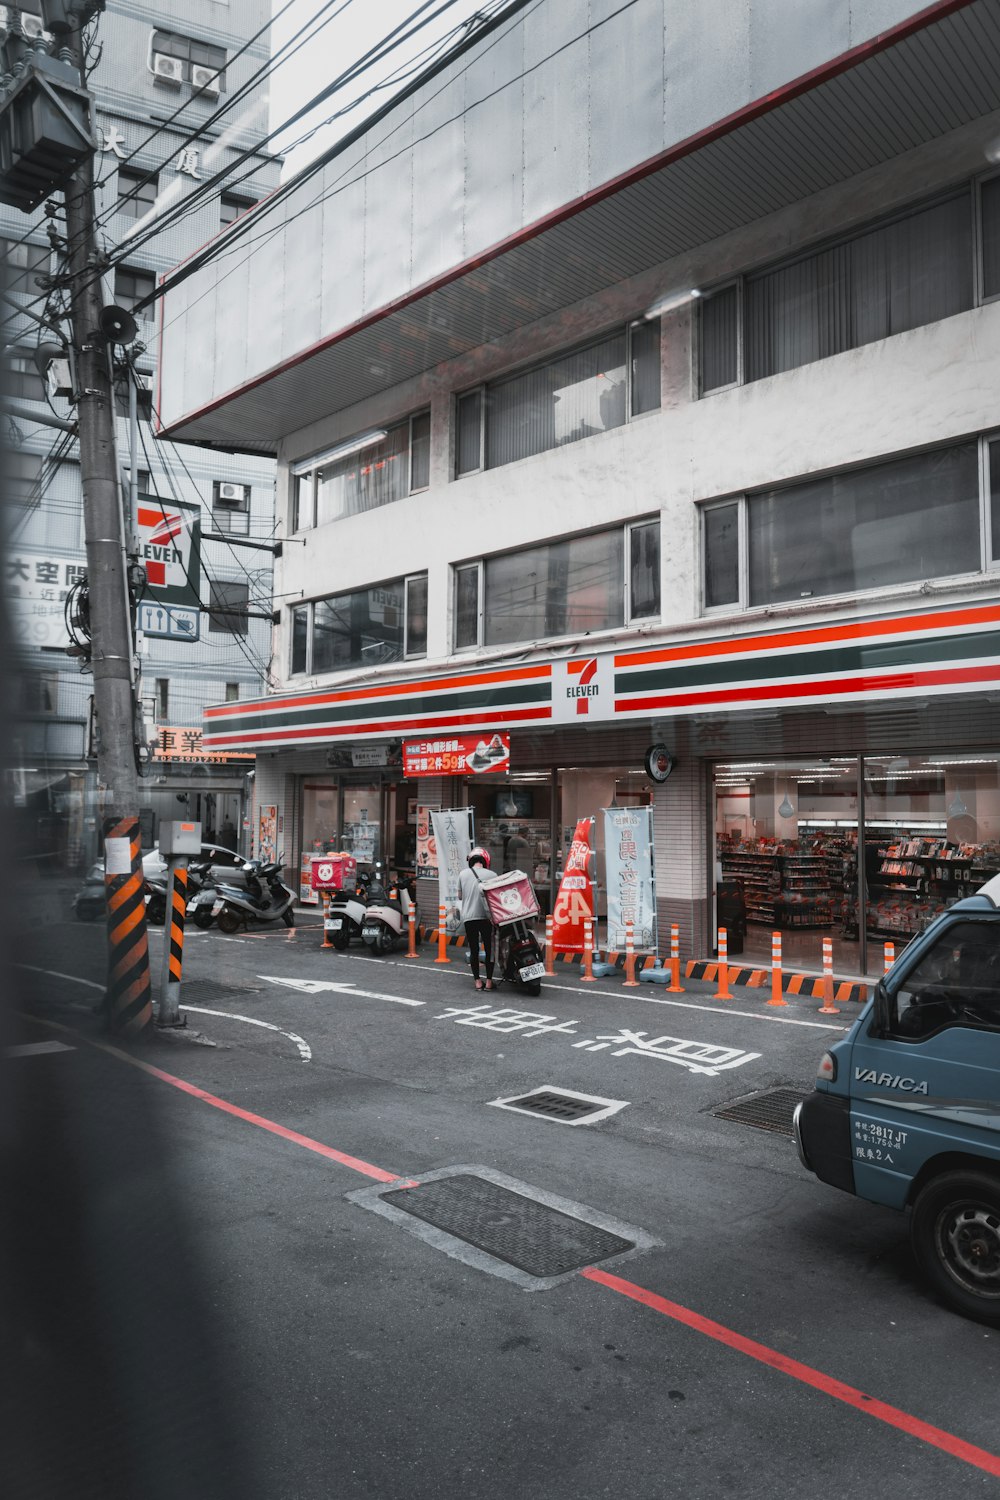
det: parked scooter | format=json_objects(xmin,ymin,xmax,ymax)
[
  {"xmin": 361, "ymin": 864, "xmax": 416, "ymax": 954},
  {"xmin": 146, "ymin": 859, "xmax": 218, "ymax": 929},
  {"xmin": 211, "ymin": 857, "xmax": 296, "ymax": 934},
  {"xmin": 324, "ymin": 869, "xmax": 371, "ymax": 949},
  {"xmin": 481, "ymin": 869, "xmax": 546, "ymax": 995}
]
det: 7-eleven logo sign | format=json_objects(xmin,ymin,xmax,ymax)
[
  {"xmin": 138, "ymin": 502, "xmax": 197, "ymax": 593},
  {"xmin": 554, "ymin": 653, "xmax": 614, "ymax": 723}
]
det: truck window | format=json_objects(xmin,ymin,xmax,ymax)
[{"xmin": 889, "ymin": 919, "xmax": 1000, "ymax": 1039}]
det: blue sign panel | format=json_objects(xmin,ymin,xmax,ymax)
[{"xmin": 138, "ymin": 602, "xmax": 200, "ymax": 641}]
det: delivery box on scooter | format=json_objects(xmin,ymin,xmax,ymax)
[
  {"xmin": 481, "ymin": 870, "xmax": 539, "ymax": 925},
  {"xmin": 310, "ymin": 853, "xmax": 358, "ymax": 892}
]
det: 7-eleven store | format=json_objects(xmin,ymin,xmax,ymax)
[{"xmin": 203, "ymin": 596, "xmax": 1000, "ymax": 979}]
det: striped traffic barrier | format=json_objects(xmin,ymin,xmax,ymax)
[
  {"xmin": 435, "ymin": 903, "xmax": 450, "ymax": 964},
  {"xmin": 103, "ymin": 815, "xmax": 152, "ymax": 1035},
  {"xmin": 883, "ymin": 941, "xmax": 895, "ymax": 974},
  {"xmin": 767, "ymin": 930, "xmax": 788, "ymax": 1007},
  {"xmin": 623, "ymin": 921, "xmax": 639, "ymax": 987},
  {"xmin": 545, "ymin": 915, "xmax": 555, "ymax": 976},
  {"xmin": 714, "ymin": 928, "xmax": 732, "ymax": 1000},
  {"xmin": 159, "ymin": 863, "xmax": 188, "ymax": 1027},
  {"xmin": 406, "ymin": 904, "xmax": 418, "ymax": 959},
  {"xmin": 666, "ymin": 923, "xmax": 684, "ymax": 992},
  {"xmin": 581, "ymin": 917, "xmax": 596, "ymax": 982},
  {"xmin": 818, "ymin": 935, "xmax": 839, "ymax": 1014},
  {"xmin": 321, "ymin": 891, "xmax": 333, "ymax": 949}
]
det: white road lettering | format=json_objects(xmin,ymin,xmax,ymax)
[{"xmin": 259, "ymin": 976, "xmax": 424, "ymax": 1008}]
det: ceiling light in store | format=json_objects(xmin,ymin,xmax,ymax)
[
  {"xmin": 927, "ymin": 756, "xmax": 999, "ymax": 766},
  {"xmin": 777, "ymin": 795, "xmax": 795, "ymax": 817}
]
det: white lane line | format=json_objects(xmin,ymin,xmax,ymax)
[
  {"xmin": 179, "ymin": 1005, "xmax": 312, "ymax": 1062},
  {"xmin": 258, "ymin": 975, "xmax": 424, "ymax": 1007},
  {"xmin": 4, "ymin": 1040, "xmax": 74, "ymax": 1057},
  {"xmin": 16, "ymin": 963, "xmax": 103, "ymax": 991}
]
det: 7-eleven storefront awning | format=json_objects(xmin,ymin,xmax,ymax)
[{"xmin": 202, "ymin": 599, "xmax": 1000, "ymax": 753}]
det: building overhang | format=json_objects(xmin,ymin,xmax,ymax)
[
  {"xmin": 159, "ymin": 0, "xmax": 1000, "ymax": 456},
  {"xmin": 203, "ymin": 596, "xmax": 1000, "ymax": 752}
]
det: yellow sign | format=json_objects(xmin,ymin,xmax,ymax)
[{"xmin": 154, "ymin": 726, "xmax": 254, "ymax": 763}]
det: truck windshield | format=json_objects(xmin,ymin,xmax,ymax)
[{"xmin": 886, "ymin": 919, "xmax": 1000, "ymax": 1039}]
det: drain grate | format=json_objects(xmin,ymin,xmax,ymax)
[
  {"xmin": 489, "ymin": 1086, "xmax": 627, "ymax": 1126},
  {"xmin": 381, "ymin": 1173, "xmax": 634, "ymax": 1278},
  {"xmin": 712, "ymin": 1086, "xmax": 808, "ymax": 1135},
  {"xmin": 180, "ymin": 980, "xmax": 263, "ymax": 1005}
]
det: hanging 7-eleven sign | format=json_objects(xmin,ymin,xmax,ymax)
[{"xmin": 137, "ymin": 496, "xmax": 201, "ymax": 607}]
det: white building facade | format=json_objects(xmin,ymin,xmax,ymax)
[{"xmin": 159, "ymin": 0, "xmax": 1000, "ymax": 975}]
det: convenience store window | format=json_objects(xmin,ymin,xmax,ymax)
[{"xmin": 714, "ymin": 752, "xmax": 1000, "ymax": 975}]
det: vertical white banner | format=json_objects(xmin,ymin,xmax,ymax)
[
  {"xmin": 431, "ymin": 808, "xmax": 474, "ymax": 933},
  {"xmin": 603, "ymin": 806, "xmax": 656, "ymax": 951}
]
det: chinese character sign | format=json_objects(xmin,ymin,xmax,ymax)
[
  {"xmin": 551, "ymin": 817, "xmax": 594, "ymax": 953},
  {"xmin": 403, "ymin": 734, "xmax": 510, "ymax": 777},
  {"xmin": 430, "ymin": 808, "xmax": 474, "ymax": 934},
  {"xmin": 604, "ymin": 806, "xmax": 655, "ymax": 951},
  {"xmin": 7, "ymin": 555, "xmax": 87, "ymax": 649}
]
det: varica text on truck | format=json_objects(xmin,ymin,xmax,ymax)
[{"xmin": 795, "ymin": 874, "xmax": 1000, "ymax": 1325}]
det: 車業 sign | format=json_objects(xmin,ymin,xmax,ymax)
[
  {"xmin": 153, "ymin": 725, "xmax": 253, "ymax": 764},
  {"xmin": 404, "ymin": 733, "xmax": 510, "ymax": 777}
]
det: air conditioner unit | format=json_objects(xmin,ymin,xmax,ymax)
[
  {"xmin": 190, "ymin": 64, "xmax": 220, "ymax": 96},
  {"xmin": 216, "ymin": 482, "xmax": 248, "ymax": 506},
  {"xmin": 152, "ymin": 53, "xmax": 184, "ymax": 86}
]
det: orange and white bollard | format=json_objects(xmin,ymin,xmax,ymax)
[
  {"xmin": 623, "ymin": 920, "xmax": 639, "ymax": 986},
  {"xmin": 818, "ymin": 935, "xmax": 839, "ymax": 1014},
  {"xmin": 767, "ymin": 930, "xmax": 787, "ymax": 1006},
  {"xmin": 406, "ymin": 904, "xmax": 418, "ymax": 959},
  {"xmin": 883, "ymin": 941, "xmax": 895, "ymax": 974},
  {"xmin": 714, "ymin": 927, "xmax": 732, "ymax": 1000},
  {"xmin": 545, "ymin": 915, "xmax": 555, "ymax": 976},
  {"xmin": 435, "ymin": 902, "xmax": 450, "ymax": 964},
  {"xmin": 581, "ymin": 917, "xmax": 596, "ymax": 982},
  {"xmin": 321, "ymin": 890, "xmax": 333, "ymax": 949},
  {"xmin": 666, "ymin": 923, "xmax": 684, "ymax": 993}
]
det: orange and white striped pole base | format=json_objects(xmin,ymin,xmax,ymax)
[
  {"xmin": 406, "ymin": 904, "xmax": 418, "ymax": 959},
  {"xmin": 714, "ymin": 927, "xmax": 732, "ymax": 1000},
  {"xmin": 581, "ymin": 917, "xmax": 596, "ymax": 982},
  {"xmin": 767, "ymin": 930, "xmax": 787, "ymax": 1006},
  {"xmin": 435, "ymin": 902, "xmax": 450, "ymax": 964},
  {"xmin": 544, "ymin": 915, "xmax": 555, "ymax": 976},
  {"xmin": 666, "ymin": 923, "xmax": 684, "ymax": 992},
  {"xmin": 623, "ymin": 920, "xmax": 639, "ymax": 987},
  {"xmin": 321, "ymin": 891, "xmax": 333, "ymax": 948},
  {"xmin": 883, "ymin": 941, "xmax": 895, "ymax": 974},
  {"xmin": 818, "ymin": 935, "xmax": 839, "ymax": 1014}
]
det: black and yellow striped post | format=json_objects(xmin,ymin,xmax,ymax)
[
  {"xmin": 103, "ymin": 815, "xmax": 153, "ymax": 1036},
  {"xmin": 159, "ymin": 860, "xmax": 188, "ymax": 1028}
]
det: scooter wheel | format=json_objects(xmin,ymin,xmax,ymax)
[
  {"xmin": 282, "ymin": 908, "xmax": 295, "ymax": 928},
  {"xmin": 332, "ymin": 932, "xmax": 350, "ymax": 950},
  {"xmin": 378, "ymin": 927, "xmax": 394, "ymax": 954},
  {"xmin": 519, "ymin": 980, "xmax": 542, "ymax": 997},
  {"xmin": 193, "ymin": 909, "xmax": 215, "ymax": 930},
  {"xmin": 146, "ymin": 900, "xmax": 165, "ymax": 926},
  {"xmin": 216, "ymin": 909, "xmax": 242, "ymax": 935}
]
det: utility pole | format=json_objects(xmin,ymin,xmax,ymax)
[{"xmin": 0, "ymin": 3, "xmax": 152, "ymax": 1033}]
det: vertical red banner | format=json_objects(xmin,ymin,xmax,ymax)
[{"xmin": 551, "ymin": 817, "xmax": 594, "ymax": 953}]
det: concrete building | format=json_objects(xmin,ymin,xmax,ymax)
[
  {"xmin": 159, "ymin": 0, "xmax": 1000, "ymax": 975},
  {"xmin": 4, "ymin": 0, "xmax": 279, "ymax": 868}
]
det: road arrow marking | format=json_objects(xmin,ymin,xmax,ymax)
[{"xmin": 258, "ymin": 976, "xmax": 424, "ymax": 1008}]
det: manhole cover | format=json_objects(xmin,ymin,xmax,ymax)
[
  {"xmin": 712, "ymin": 1086, "xmax": 807, "ymax": 1134},
  {"xmin": 180, "ymin": 981, "xmax": 262, "ymax": 1004},
  {"xmin": 490, "ymin": 1086, "xmax": 627, "ymax": 1126},
  {"xmin": 381, "ymin": 1173, "xmax": 634, "ymax": 1278}
]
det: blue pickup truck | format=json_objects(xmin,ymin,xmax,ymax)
[{"xmin": 794, "ymin": 875, "xmax": 1000, "ymax": 1325}]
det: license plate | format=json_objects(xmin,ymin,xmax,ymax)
[
  {"xmin": 519, "ymin": 962, "xmax": 545, "ymax": 981},
  {"xmin": 325, "ymin": 918, "xmax": 343, "ymax": 931},
  {"xmin": 212, "ymin": 901, "xmax": 223, "ymax": 915},
  {"xmin": 362, "ymin": 925, "xmax": 380, "ymax": 939}
]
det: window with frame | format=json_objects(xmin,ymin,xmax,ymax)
[
  {"xmin": 151, "ymin": 30, "xmax": 227, "ymax": 91},
  {"xmin": 701, "ymin": 186, "xmax": 976, "ymax": 393},
  {"xmin": 208, "ymin": 579, "xmax": 249, "ymax": 636},
  {"xmin": 5, "ymin": 353, "xmax": 44, "ymax": 401},
  {"xmin": 212, "ymin": 480, "xmax": 250, "ymax": 535},
  {"xmin": 702, "ymin": 440, "xmax": 983, "ymax": 612},
  {"xmin": 454, "ymin": 520, "xmax": 660, "ymax": 650},
  {"xmin": 889, "ymin": 920, "xmax": 1000, "ymax": 1038},
  {"xmin": 292, "ymin": 412, "xmax": 430, "ymax": 532},
  {"xmin": 220, "ymin": 193, "xmax": 255, "ymax": 228},
  {"xmin": 114, "ymin": 371, "xmax": 152, "ymax": 421},
  {"xmin": 114, "ymin": 266, "xmax": 155, "ymax": 316},
  {"xmin": 456, "ymin": 322, "xmax": 660, "ymax": 477},
  {"xmin": 116, "ymin": 167, "xmax": 158, "ymax": 221},
  {"xmin": 2, "ymin": 238, "xmax": 49, "ymax": 295},
  {"xmin": 290, "ymin": 572, "xmax": 428, "ymax": 674},
  {"xmin": 6, "ymin": 450, "xmax": 42, "ymax": 505}
]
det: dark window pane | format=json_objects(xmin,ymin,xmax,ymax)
[
  {"xmin": 316, "ymin": 425, "xmax": 408, "ymax": 523},
  {"xmin": 629, "ymin": 522, "xmax": 660, "ymax": 619},
  {"xmin": 220, "ymin": 194, "xmax": 254, "ymax": 228},
  {"xmin": 293, "ymin": 475, "xmax": 313, "ymax": 532},
  {"xmin": 704, "ymin": 503, "xmax": 739, "ymax": 608},
  {"xmin": 313, "ymin": 584, "xmax": 404, "ymax": 672},
  {"xmin": 485, "ymin": 530, "xmax": 624, "ymax": 646},
  {"xmin": 454, "ymin": 565, "xmax": 479, "ymax": 649},
  {"xmin": 990, "ymin": 439, "xmax": 1000, "ymax": 563},
  {"xmin": 983, "ymin": 177, "xmax": 1000, "ymax": 300},
  {"xmin": 2, "ymin": 238, "xmax": 49, "ymax": 295},
  {"xmin": 630, "ymin": 320, "xmax": 660, "ymax": 415},
  {"xmin": 748, "ymin": 443, "xmax": 980, "ymax": 606},
  {"xmin": 405, "ymin": 574, "xmax": 427, "ymax": 657},
  {"xmin": 487, "ymin": 334, "xmax": 626, "ymax": 469},
  {"xmin": 701, "ymin": 285, "xmax": 738, "ymax": 391},
  {"xmin": 291, "ymin": 606, "xmax": 308, "ymax": 673},
  {"xmin": 117, "ymin": 168, "xmax": 158, "ymax": 220},
  {"xmin": 456, "ymin": 391, "xmax": 481, "ymax": 475},
  {"xmin": 208, "ymin": 580, "xmax": 249, "ymax": 635},
  {"xmin": 891, "ymin": 920, "xmax": 1000, "ymax": 1035},
  {"xmin": 410, "ymin": 410, "xmax": 430, "ymax": 490},
  {"xmin": 114, "ymin": 267, "xmax": 155, "ymax": 314}
]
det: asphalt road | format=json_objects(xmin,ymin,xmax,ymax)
[{"xmin": 5, "ymin": 907, "xmax": 1000, "ymax": 1500}]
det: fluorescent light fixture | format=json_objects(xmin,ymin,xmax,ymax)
[
  {"xmin": 292, "ymin": 429, "xmax": 387, "ymax": 477},
  {"xmin": 644, "ymin": 287, "xmax": 702, "ymax": 320}
]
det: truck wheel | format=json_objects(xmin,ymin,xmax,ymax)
[
  {"xmin": 911, "ymin": 1170, "xmax": 1000, "ymax": 1326},
  {"xmin": 216, "ymin": 909, "xmax": 242, "ymax": 935}
]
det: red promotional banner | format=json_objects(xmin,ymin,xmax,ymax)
[
  {"xmin": 403, "ymin": 732, "xmax": 510, "ymax": 777},
  {"xmin": 551, "ymin": 817, "xmax": 594, "ymax": 953}
]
